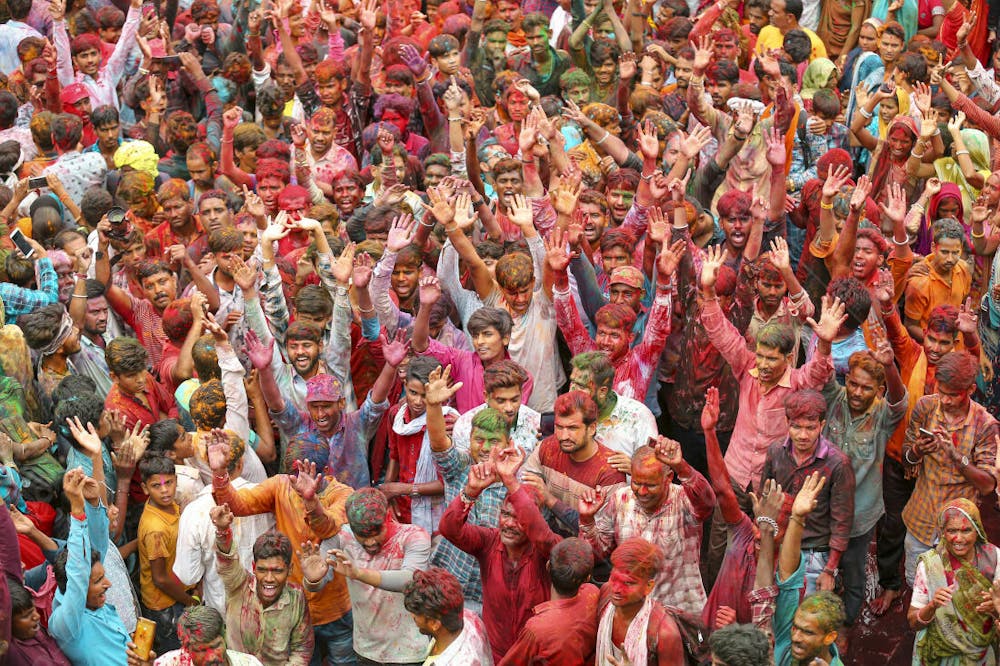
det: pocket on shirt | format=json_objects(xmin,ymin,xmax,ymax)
[{"xmin": 759, "ymin": 407, "xmax": 788, "ymax": 445}]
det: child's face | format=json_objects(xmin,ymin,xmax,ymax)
[
  {"xmin": 433, "ymin": 49, "xmax": 461, "ymax": 76},
  {"xmin": 141, "ymin": 473, "xmax": 177, "ymax": 508},
  {"xmin": 113, "ymin": 370, "xmax": 147, "ymax": 396},
  {"xmin": 404, "ymin": 378, "xmax": 428, "ymax": 418},
  {"xmin": 99, "ymin": 25, "xmax": 122, "ymax": 43},
  {"xmin": 74, "ymin": 48, "xmax": 102, "ymax": 77},
  {"xmin": 12, "ymin": 606, "xmax": 40, "ymax": 641}
]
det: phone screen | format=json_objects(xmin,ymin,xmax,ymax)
[{"xmin": 9, "ymin": 229, "xmax": 34, "ymax": 258}]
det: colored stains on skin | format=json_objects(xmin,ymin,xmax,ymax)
[{"xmin": 346, "ymin": 488, "xmax": 389, "ymax": 536}]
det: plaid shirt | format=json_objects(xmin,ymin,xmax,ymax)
[
  {"xmin": 554, "ymin": 289, "xmax": 672, "ymax": 402},
  {"xmin": 580, "ymin": 473, "xmax": 716, "ymax": 615},
  {"xmin": 901, "ymin": 396, "xmax": 999, "ymax": 544},
  {"xmin": 0, "ymin": 257, "xmax": 58, "ymax": 323},
  {"xmin": 430, "ymin": 445, "xmax": 506, "ymax": 605}
]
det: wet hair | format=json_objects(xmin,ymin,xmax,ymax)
[
  {"xmin": 105, "ymin": 337, "xmax": 148, "ymax": 375},
  {"xmin": 295, "ymin": 285, "xmax": 334, "ymax": 320},
  {"xmin": 483, "ymin": 360, "xmax": 529, "ymax": 393},
  {"xmin": 856, "ymin": 227, "xmax": 889, "ymax": 256},
  {"xmin": 287, "ymin": 321, "xmax": 323, "ymax": 344},
  {"xmin": 932, "ymin": 218, "xmax": 965, "ymax": 245},
  {"xmin": 17, "ymin": 303, "xmax": 66, "ymax": 351},
  {"xmin": 470, "ymin": 407, "xmax": 511, "ymax": 438},
  {"xmin": 590, "ymin": 38, "xmax": 621, "ymax": 67},
  {"xmin": 549, "ymin": 538, "xmax": 595, "ymax": 596},
  {"xmin": 926, "ymin": 305, "xmax": 959, "ymax": 338},
  {"xmin": 708, "ymin": 59, "xmax": 740, "ymax": 84},
  {"xmin": 137, "ymin": 260, "xmax": 174, "ymax": 285},
  {"xmin": 252, "ymin": 529, "xmax": 293, "ymax": 565},
  {"xmin": 796, "ymin": 591, "xmax": 846, "ymax": 634},
  {"xmin": 935, "ymin": 351, "xmax": 978, "ymax": 391},
  {"xmin": 406, "ymin": 355, "xmax": 441, "ymax": 385},
  {"xmin": 594, "ymin": 303, "xmax": 637, "ymax": 332},
  {"xmin": 554, "ymin": 390, "xmax": 598, "ymax": 425},
  {"xmin": 178, "ymin": 605, "xmax": 225, "ymax": 646},
  {"xmin": 403, "ymin": 568, "xmax": 465, "ymax": 632},
  {"xmin": 708, "ymin": 624, "xmax": 772, "ymax": 666},
  {"xmin": 138, "ymin": 452, "xmax": 176, "ymax": 481},
  {"xmin": 148, "ymin": 419, "xmax": 183, "ymax": 455},
  {"xmin": 610, "ymin": 537, "xmax": 663, "ymax": 581},
  {"xmin": 827, "ymin": 277, "xmax": 871, "ymax": 331},
  {"xmin": 756, "ymin": 322, "xmax": 795, "ymax": 354},
  {"xmin": 476, "ymin": 241, "xmax": 504, "ymax": 261},
  {"xmin": 54, "ymin": 548, "xmax": 101, "ymax": 594},
  {"xmin": 345, "ymin": 487, "xmax": 388, "ymax": 537},
  {"xmin": 467, "ymin": 306, "xmax": 513, "ymax": 338},
  {"xmin": 848, "ymin": 350, "xmax": 886, "ymax": 387},
  {"xmin": 783, "ymin": 389, "xmax": 827, "ymax": 422},
  {"xmin": 782, "ymin": 29, "xmax": 812, "ymax": 64},
  {"xmin": 717, "ymin": 190, "xmax": 753, "ymax": 219},
  {"xmin": 51, "ymin": 114, "xmax": 83, "ymax": 152},
  {"xmin": 190, "ymin": 379, "xmax": 227, "ymax": 430},
  {"xmin": 570, "ymin": 351, "xmax": 615, "ymax": 390}
]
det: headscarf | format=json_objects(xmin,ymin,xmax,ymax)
[
  {"xmin": 113, "ymin": 140, "xmax": 159, "ymax": 180},
  {"xmin": 877, "ymin": 88, "xmax": 911, "ymax": 140},
  {"xmin": 34, "ymin": 309, "xmax": 74, "ymax": 358},
  {"xmin": 934, "ymin": 498, "xmax": 988, "ymax": 551},
  {"xmin": 800, "ymin": 58, "xmax": 837, "ymax": 100},
  {"xmin": 934, "ymin": 129, "xmax": 992, "ymax": 213},
  {"xmin": 869, "ymin": 115, "xmax": 918, "ymax": 202},
  {"xmin": 916, "ymin": 182, "xmax": 964, "ymax": 254},
  {"xmin": 872, "ymin": 0, "xmax": 917, "ymax": 41}
]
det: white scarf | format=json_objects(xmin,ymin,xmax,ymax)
[
  {"xmin": 595, "ymin": 596, "xmax": 655, "ymax": 666},
  {"xmin": 392, "ymin": 405, "xmax": 457, "ymax": 534}
]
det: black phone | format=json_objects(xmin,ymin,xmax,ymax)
[
  {"xmin": 9, "ymin": 228, "xmax": 34, "ymax": 259},
  {"xmin": 153, "ymin": 55, "xmax": 182, "ymax": 68},
  {"xmin": 27, "ymin": 176, "xmax": 48, "ymax": 189}
]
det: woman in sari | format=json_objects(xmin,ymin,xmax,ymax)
[
  {"xmin": 908, "ymin": 499, "xmax": 1000, "ymax": 666},
  {"xmin": 935, "ymin": 124, "xmax": 992, "ymax": 213},
  {"xmin": 818, "ymin": 0, "xmax": 869, "ymax": 60},
  {"xmin": 977, "ymin": 253, "xmax": 1000, "ymax": 413},
  {"xmin": 874, "ymin": 0, "xmax": 919, "ymax": 41},
  {"xmin": 851, "ymin": 85, "xmax": 911, "ymax": 174}
]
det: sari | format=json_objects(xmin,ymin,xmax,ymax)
[
  {"xmin": 801, "ymin": 58, "xmax": 838, "ymax": 101},
  {"xmin": 818, "ymin": 0, "xmax": 868, "ymax": 58},
  {"xmin": 934, "ymin": 129, "xmax": 993, "ymax": 213},
  {"xmin": 845, "ymin": 22, "xmax": 884, "ymax": 128},
  {"xmin": 912, "ymin": 499, "xmax": 1000, "ymax": 666},
  {"xmin": 872, "ymin": 0, "xmax": 919, "ymax": 41},
  {"xmin": 976, "ymin": 250, "xmax": 1000, "ymax": 412},
  {"xmin": 869, "ymin": 115, "xmax": 920, "ymax": 206}
]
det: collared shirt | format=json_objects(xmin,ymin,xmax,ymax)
[
  {"xmin": 216, "ymin": 540, "xmax": 313, "ymax": 665},
  {"xmin": 72, "ymin": 333, "xmax": 112, "ymax": 397},
  {"xmin": 700, "ymin": 297, "xmax": 834, "ymax": 490},
  {"xmin": 49, "ymin": 514, "xmax": 133, "ymax": 666},
  {"xmin": 41, "ymin": 151, "xmax": 108, "ymax": 204},
  {"xmin": 595, "ymin": 394, "xmax": 658, "ymax": 457},
  {"xmin": 498, "ymin": 583, "xmax": 600, "ymax": 666},
  {"xmin": 746, "ymin": 293, "xmax": 815, "ymax": 367},
  {"xmin": 7, "ymin": 631, "xmax": 71, "ymax": 665},
  {"xmin": 319, "ymin": 523, "xmax": 431, "ymax": 662},
  {"xmin": 138, "ymin": 500, "xmax": 183, "ymax": 611},
  {"xmin": 523, "ymin": 437, "xmax": 627, "ymax": 512},
  {"xmin": 0, "ymin": 257, "xmax": 58, "ymax": 323},
  {"xmin": 272, "ymin": 393, "xmax": 387, "ymax": 489},
  {"xmin": 505, "ymin": 46, "xmax": 572, "ymax": 98},
  {"xmin": 292, "ymin": 143, "xmax": 358, "ymax": 186},
  {"xmin": 212, "ymin": 473, "xmax": 353, "ymax": 626},
  {"xmin": 104, "ymin": 374, "xmax": 178, "ymax": 431},
  {"xmin": 761, "ymin": 437, "xmax": 856, "ymax": 553},
  {"xmin": 430, "ymin": 445, "xmax": 507, "ymax": 604},
  {"xmin": 823, "ymin": 381, "xmax": 907, "ymax": 536},
  {"xmin": 581, "ymin": 474, "xmax": 716, "ymax": 615},
  {"xmin": 173, "ymin": 481, "xmax": 275, "ymax": 614},
  {"xmin": 704, "ymin": 514, "xmax": 757, "ymax": 627},
  {"xmin": 0, "ymin": 21, "xmax": 43, "ymax": 75},
  {"xmin": 422, "ymin": 610, "xmax": 492, "ymax": 666},
  {"xmin": 901, "ymin": 396, "xmax": 999, "ymax": 544},
  {"xmin": 554, "ymin": 289, "xmax": 672, "ymax": 402},
  {"xmin": 904, "ymin": 258, "xmax": 972, "ymax": 333},
  {"xmin": 110, "ymin": 293, "xmax": 169, "ymax": 369},
  {"xmin": 53, "ymin": 5, "xmax": 142, "ymax": 109},
  {"xmin": 438, "ymin": 486, "xmax": 562, "ymax": 663},
  {"xmin": 452, "ymin": 403, "xmax": 541, "ymax": 457}
]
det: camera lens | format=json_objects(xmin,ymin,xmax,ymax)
[{"xmin": 107, "ymin": 207, "xmax": 126, "ymax": 225}]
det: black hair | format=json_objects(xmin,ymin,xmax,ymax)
[
  {"xmin": 90, "ymin": 105, "xmax": 119, "ymax": 129},
  {"xmin": 708, "ymin": 624, "xmax": 772, "ymax": 666},
  {"xmin": 52, "ymin": 374, "xmax": 98, "ymax": 405},
  {"xmin": 782, "ymin": 29, "xmax": 812, "ymax": 64},
  {"xmin": 138, "ymin": 452, "xmax": 176, "ymax": 481},
  {"xmin": 406, "ymin": 355, "xmax": 441, "ymax": 385},
  {"xmin": 549, "ymin": 538, "xmax": 595, "ymax": 596},
  {"xmin": 54, "ymin": 548, "xmax": 102, "ymax": 594},
  {"xmin": 54, "ymin": 393, "xmax": 104, "ymax": 449},
  {"xmin": 17, "ymin": 304, "xmax": 67, "ymax": 352},
  {"xmin": 148, "ymin": 419, "xmax": 183, "ymax": 454},
  {"xmin": 783, "ymin": 0, "xmax": 803, "ymax": 20}
]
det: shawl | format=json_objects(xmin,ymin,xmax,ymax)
[
  {"xmin": 934, "ymin": 129, "xmax": 992, "ymax": 213},
  {"xmin": 916, "ymin": 182, "xmax": 965, "ymax": 255},
  {"xmin": 873, "ymin": 0, "xmax": 918, "ymax": 40},
  {"xmin": 596, "ymin": 595, "xmax": 656, "ymax": 666},
  {"xmin": 801, "ymin": 58, "xmax": 838, "ymax": 101},
  {"xmin": 391, "ymin": 404, "xmax": 457, "ymax": 534},
  {"xmin": 869, "ymin": 115, "xmax": 918, "ymax": 203}
]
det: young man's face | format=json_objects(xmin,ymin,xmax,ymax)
[
  {"xmin": 161, "ymin": 196, "xmax": 192, "ymax": 231},
  {"xmin": 496, "ymin": 0, "xmax": 522, "ymax": 25},
  {"xmin": 879, "ymin": 33, "xmax": 904, "ymax": 64},
  {"xmin": 471, "ymin": 325, "xmax": 509, "ymax": 363},
  {"xmin": 553, "ymin": 409, "xmax": 594, "ymax": 455},
  {"xmin": 486, "ymin": 385, "xmax": 522, "ymax": 425},
  {"xmin": 257, "ymin": 178, "xmax": 284, "ymax": 212},
  {"xmin": 274, "ymin": 63, "xmax": 297, "ymax": 100},
  {"xmin": 630, "ymin": 456, "xmax": 668, "ymax": 512},
  {"xmin": 84, "ymin": 295, "xmax": 110, "ymax": 336},
  {"xmin": 498, "ymin": 498, "xmax": 528, "ymax": 549},
  {"xmin": 564, "ymin": 83, "xmax": 590, "ymax": 107},
  {"xmin": 317, "ymin": 78, "xmax": 347, "ymax": 107},
  {"xmin": 600, "ymin": 245, "xmax": 631, "ymax": 274},
  {"xmin": 714, "ymin": 38, "xmax": 739, "ymax": 62},
  {"xmin": 578, "ymin": 202, "xmax": 607, "ymax": 243},
  {"xmin": 383, "ymin": 78, "xmax": 412, "ymax": 97},
  {"xmin": 424, "ymin": 164, "xmax": 449, "ymax": 189},
  {"xmin": 706, "ymin": 78, "xmax": 734, "ymax": 109},
  {"xmin": 931, "ymin": 238, "xmax": 963, "ymax": 275},
  {"xmin": 199, "ymin": 196, "xmax": 232, "ymax": 232},
  {"xmin": 236, "ymin": 219, "xmax": 259, "ymax": 258},
  {"xmin": 595, "ymin": 323, "xmax": 630, "ymax": 361},
  {"xmin": 74, "ymin": 48, "xmax": 102, "ymax": 76},
  {"xmin": 754, "ymin": 343, "xmax": 790, "ymax": 386},
  {"xmin": 253, "ymin": 555, "xmax": 290, "ymax": 607},
  {"xmin": 96, "ymin": 120, "xmax": 120, "ymax": 153},
  {"xmin": 605, "ymin": 188, "xmax": 634, "ymax": 222},
  {"xmin": 141, "ymin": 472, "xmax": 177, "ymax": 508},
  {"xmin": 756, "ymin": 275, "xmax": 787, "ymax": 311},
  {"xmin": 747, "ymin": 6, "xmax": 768, "ymax": 34},
  {"xmin": 469, "ymin": 427, "xmax": 507, "ymax": 462},
  {"xmin": 494, "ymin": 169, "xmax": 524, "ymax": 208},
  {"xmin": 500, "ymin": 282, "xmax": 533, "ymax": 316},
  {"xmin": 845, "ymin": 365, "xmax": 880, "ymax": 415},
  {"xmin": 187, "ymin": 156, "xmax": 215, "ymax": 189},
  {"xmin": 851, "ymin": 237, "xmax": 882, "ymax": 280},
  {"xmin": 938, "ymin": 383, "xmax": 973, "ymax": 417},
  {"xmin": 721, "ymin": 212, "xmax": 751, "ymax": 251},
  {"xmin": 485, "ymin": 29, "xmax": 509, "ymax": 60},
  {"xmin": 391, "ymin": 262, "xmax": 420, "ymax": 303},
  {"xmin": 287, "ymin": 339, "xmax": 320, "ymax": 376},
  {"xmin": 923, "ymin": 329, "xmax": 956, "ymax": 365},
  {"xmin": 404, "ymin": 378, "xmax": 427, "ymax": 418},
  {"xmin": 789, "ymin": 610, "xmax": 837, "ymax": 664},
  {"xmin": 141, "ymin": 271, "xmax": 177, "ymax": 311},
  {"xmin": 788, "ymin": 416, "xmax": 824, "ymax": 456},
  {"xmin": 86, "ymin": 561, "xmax": 112, "ymax": 610},
  {"xmin": 593, "ymin": 58, "xmax": 616, "ymax": 86},
  {"xmin": 433, "ymin": 48, "xmax": 461, "ymax": 76},
  {"xmin": 607, "ymin": 567, "xmax": 651, "ymax": 608},
  {"xmin": 332, "ymin": 176, "xmax": 362, "ymax": 216},
  {"xmin": 99, "ymin": 25, "xmax": 122, "ymax": 43},
  {"xmin": 307, "ymin": 399, "xmax": 344, "ymax": 435},
  {"xmin": 12, "ymin": 604, "xmax": 41, "ymax": 640}
]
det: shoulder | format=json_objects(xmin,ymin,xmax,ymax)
[{"xmin": 905, "ymin": 259, "xmax": 932, "ymax": 282}]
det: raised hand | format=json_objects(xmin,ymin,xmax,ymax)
[
  {"xmin": 465, "ymin": 461, "xmax": 498, "ymax": 495},
  {"xmin": 822, "ymin": 164, "xmax": 851, "ymax": 200},
  {"xmin": 209, "ymin": 503, "xmax": 234, "ymax": 531},
  {"xmin": 418, "ymin": 275, "xmax": 442, "ymax": 307},
  {"xmin": 425, "ymin": 187, "xmax": 457, "ymax": 227},
  {"xmin": 763, "ymin": 125, "xmax": 786, "ymax": 167},
  {"xmin": 352, "ymin": 253, "xmax": 374, "ymax": 289},
  {"xmin": 550, "ymin": 172, "xmax": 584, "ymax": 217},
  {"xmin": 545, "ymin": 226, "xmax": 573, "ymax": 273},
  {"xmin": 947, "ymin": 110, "xmax": 966, "ymax": 135},
  {"xmin": 66, "ymin": 415, "xmax": 103, "ymax": 457},
  {"xmin": 292, "ymin": 459, "xmax": 322, "ymax": 501},
  {"xmin": 637, "ymin": 119, "xmax": 660, "ymax": 162},
  {"xmin": 924, "ymin": 177, "xmax": 943, "ymax": 198},
  {"xmin": 424, "ymin": 364, "xmax": 464, "ymax": 406},
  {"xmin": 957, "ymin": 296, "xmax": 979, "ymax": 334},
  {"xmin": 791, "ymin": 471, "xmax": 826, "ymax": 518},
  {"xmin": 849, "ymin": 175, "xmax": 873, "ymax": 213},
  {"xmin": 508, "ymin": 193, "xmax": 534, "ymax": 231},
  {"xmin": 619, "ymin": 50, "xmax": 637, "ymax": 80},
  {"xmin": 518, "ymin": 110, "xmax": 539, "ymax": 156},
  {"xmin": 331, "ymin": 242, "xmax": 357, "ymax": 284},
  {"xmin": 701, "ymin": 385, "xmax": 720, "ymax": 432},
  {"xmin": 807, "ymin": 295, "xmax": 849, "ymax": 343},
  {"xmin": 680, "ymin": 125, "xmax": 713, "ymax": 160},
  {"xmin": 769, "ymin": 236, "xmax": 791, "ymax": 272},
  {"xmin": 913, "ymin": 81, "xmax": 932, "ymax": 118},
  {"xmin": 733, "ymin": 100, "xmax": 756, "ymax": 137},
  {"xmin": 300, "ymin": 540, "xmax": 329, "ymax": 583},
  {"xmin": 358, "ymin": 0, "xmax": 378, "ymax": 30},
  {"xmin": 657, "ymin": 238, "xmax": 686, "ymax": 278},
  {"xmin": 385, "ymin": 214, "xmax": 416, "ymax": 252},
  {"xmin": 577, "ymin": 485, "xmax": 606, "ymax": 522},
  {"xmin": 244, "ymin": 329, "xmax": 275, "ymax": 370},
  {"xmin": 700, "ymin": 243, "xmax": 727, "ymax": 291},
  {"xmin": 262, "ymin": 220, "xmax": 292, "ymax": 244},
  {"xmin": 668, "ymin": 171, "xmax": 691, "ymax": 203},
  {"xmin": 205, "ymin": 428, "xmax": 231, "ymax": 474},
  {"xmin": 231, "ymin": 255, "xmax": 258, "ymax": 292},
  {"xmin": 380, "ymin": 328, "xmax": 411, "ymax": 367},
  {"xmin": 692, "ymin": 35, "xmax": 713, "ymax": 74},
  {"xmin": 871, "ymin": 331, "xmax": 895, "ymax": 366},
  {"xmin": 647, "ymin": 206, "xmax": 668, "ymax": 244},
  {"xmin": 494, "ymin": 445, "xmax": 525, "ymax": 483},
  {"xmin": 957, "ymin": 9, "xmax": 976, "ymax": 44},
  {"xmin": 873, "ymin": 268, "xmax": 895, "ymax": 305},
  {"xmin": 879, "ymin": 182, "xmax": 907, "ymax": 226},
  {"xmin": 749, "ymin": 478, "xmax": 784, "ymax": 524}
]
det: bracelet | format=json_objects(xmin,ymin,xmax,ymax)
[
  {"xmin": 444, "ymin": 224, "xmax": 458, "ymax": 233},
  {"xmin": 472, "ymin": 199, "xmax": 485, "ymax": 207},
  {"xmin": 822, "ymin": 567, "xmax": 838, "ymax": 577},
  {"xmin": 954, "ymin": 150, "xmax": 970, "ymax": 157},
  {"xmin": 820, "ymin": 201, "xmax": 834, "ymax": 210},
  {"xmin": 971, "ymin": 229, "xmax": 986, "ymax": 239},
  {"xmin": 934, "ymin": 127, "xmax": 941, "ymax": 136},
  {"xmin": 248, "ymin": 32, "xmax": 260, "ymax": 37},
  {"xmin": 357, "ymin": 304, "xmax": 375, "ymax": 314},
  {"xmin": 755, "ymin": 516, "xmax": 779, "ymax": 534},
  {"xmin": 595, "ymin": 131, "xmax": 610, "ymax": 145},
  {"xmin": 520, "ymin": 157, "xmax": 535, "ymax": 163},
  {"xmin": 137, "ymin": 67, "xmax": 149, "ymax": 76},
  {"xmin": 641, "ymin": 171, "xmax": 656, "ymax": 181},
  {"xmin": 411, "ymin": 484, "xmax": 419, "ymax": 497},
  {"xmin": 911, "ymin": 148, "xmax": 926, "ymax": 159},
  {"xmin": 71, "ymin": 293, "xmax": 89, "ymax": 299},
  {"xmin": 690, "ymin": 75, "xmax": 704, "ymax": 86},
  {"xmin": 221, "ymin": 138, "xmax": 233, "ymax": 144},
  {"xmin": 419, "ymin": 219, "xmax": 435, "ymax": 228},
  {"xmin": 892, "ymin": 234, "xmax": 911, "ymax": 246},
  {"xmin": 673, "ymin": 223, "xmax": 689, "ymax": 229},
  {"xmin": 904, "ymin": 448, "xmax": 921, "ymax": 465},
  {"xmin": 460, "ymin": 490, "xmax": 478, "ymax": 505},
  {"xmin": 859, "ymin": 107, "xmax": 873, "ymax": 119},
  {"xmin": 448, "ymin": 116, "xmax": 463, "ymax": 122}
]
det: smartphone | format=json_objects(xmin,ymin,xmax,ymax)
[
  {"xmin": 9, "ymin": 228, "xmax": 33, "ymax": 259},
  {"xmin": 133, "ymin": 618, "xmax": 156, "ymax": 660},
  {"xmin": 918, "ymin": 427, "xmax": 935, "ymax": 438},
  {"xmin": 27, "ymin": 176, "xmax": 48, "ymax": 189},
  {"xmin": 153, "ymin": 55, "xmax": 182, "ymax": 68}
]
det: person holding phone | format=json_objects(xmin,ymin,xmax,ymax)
[{"xmin": 0, "ymin": 231, "xmax": 59, "ymax": 324}]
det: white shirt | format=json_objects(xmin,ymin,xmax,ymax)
[
  {"xmin": 596, "ymin": 394, "xmax": 658, "ymax": 457},
  {"xmin": 423, "ymin": 610, "xmax": 493, "ymax": 666},
  {"xmin": 452, "ymin": 404, "xmax": 541, "ymax": 457},
  {"xmin": 0, "ymin": 21, "xmax": 43, "ymax": 75},
  {"xmin": 172, "ymin": 480, "xmax": 275, "ymax": 613}
]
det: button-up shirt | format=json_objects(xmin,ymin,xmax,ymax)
[
  {"xmin": 761, "ymin": 437, "xmax": 856, "ymax": 553},
  {"xmin": 439, "ymin": 486, "xmax": 562, "ymax": 663},
  {"xmin": 700, "ymin": 297, "xmax": 834, "ymax": 490},
  {"xmin": 901, "ymin": 396, "xmax": 999, "ymax": 545},
  {"xmin": 423, "ymin": 610, "xmax": 493, "ymax": 666},
  {"xmin": 421, "ymin": 337, "xmax": 535, "ymax": 414},
  {"xmin": 72, "ymin": 333, "xmax": 112, "ymax": 398},
  {"xmin": 498, "ymin": 583, "xmax": 600, "ymax": 666},
  {"xmin": 581, "ymin": 473, "xmax": 716, "ymax": 615},
  {"xmin": 822, "ymin": 381, "xmax": 907, "ymax": 536},
  {"xmin": 594, "ymin": 393, "xmax": 658, "ymax": 457},
  {"xmin": 53, "ymin": 5, "xmax": 142, "ymax": 109},
  {"xmin": 42, "ymin": 151, "xmax": 108, "ymax": 204},
  {"xmin": 216, "ymin": 538, "xmax": 313, "ymax": 665},
  {"xmin": 0, "ymin": 257, "xmax": 58, "ymax": 323},
  {"xmin": 272, "ymin": 392, "xmax": 387, "ymax": 489}
]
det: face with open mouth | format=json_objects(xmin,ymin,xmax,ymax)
[{"xmin": 254, "ymin": 556, "xmax": 290, "ymax": 607}]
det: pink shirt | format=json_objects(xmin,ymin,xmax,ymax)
[
  {"xmin": 700, "ymin": 298, "xmax": 833, "ymax": 490},
  {"xmin": 421, "ymin": 337, "xmax": 534, "ymax": 413}
]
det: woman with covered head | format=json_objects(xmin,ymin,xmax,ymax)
[{"xmin": 907, "ymin": 499, "xmax": 1000, "ymax": 665}]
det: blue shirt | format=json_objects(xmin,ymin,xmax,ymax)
[
  {"xmin": 49, "ymin": 510, "xmax": 132, "ymax": 666},
  {"xmin": 0, "ymin": 257, "xmax": 59, "ymax": 323}
]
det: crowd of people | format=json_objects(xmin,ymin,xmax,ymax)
[{"xmin": 1, "ymin": 0, "xmax": 1000, "ymax": 662}]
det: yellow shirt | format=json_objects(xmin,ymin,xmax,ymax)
[
  {"xmin": 755, "ymin": 25, "xmax": 828, "ymax": 61},
  {"xmin": 138, "ymin": 500, "xmax": 184, "ymax": 611}
]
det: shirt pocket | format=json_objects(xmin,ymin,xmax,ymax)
[
  {"xmin": 758, "ymin": 407, "xmax": 788, "ymax": 445},
  {"xmin": 849, "ymin": 430, "xmax": 877, "ymax": 462}
]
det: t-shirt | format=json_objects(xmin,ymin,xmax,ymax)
[
  {"xmin": 138, "ymin": 500, "xmax": 183, "ymax": 611},
  {"xmin": 755, "ymin": 25, "xmax": 828, "ymax": 61}
]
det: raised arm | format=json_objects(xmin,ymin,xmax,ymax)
[
  {"xmin": 702, "ymin": 387, "xmax": 742, "ymax": 524},
  {"xmin": 424, "ymin": 365, "xmax": 464, "ymax": 453}
]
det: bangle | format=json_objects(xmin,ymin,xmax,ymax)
[
  {"xmin": 520, "ymin": 157, "xmax": 535, "ymax": 163},
  {"xmin": 971, "ymin": 229, "xmax": 986, "ymax": 239},
  {"xmin": 859, "ymin": 107, "xmax": 873, "ymax": 119},
  {"xmin": 448, "ymin": 116, "xmax": 463, "ymax": 121},
  {"xmin": 472, "ymin": 199, "xmax": 485, "ymax": 207},
  {"xmin": 934, "ymin": 127, "xmax": 941, "ymax": 136},
  {"xmin": 419, "ymin": 219, "xmax": 435, "ymax": 228},
  {"xmin": 892, "ymin": 234, "xmax": 911, "ymax": 245},
  {"xmin": 955, "ymin": 149, "xmax": 970, "ymax": 157},
  {"xmin": 790, "ymin": 515, "xmax": 806, "ymax": 526},
  {"xmin": 460, "ymin": 490, "xmax": 478, "ymax": 505},
  {"xmin": 755, "ymin": 516, "xmax": 779, "ymax": 534},
  {"xmin": 820, "ymin": 201, "xmax": 834, "ymax": 210},
  {"xmin": 71, "ymin": 293, "xmax": 89, "ymax": 299},
  {"xmin": 911, "ymin": 148, "xmax": 926, "ymax": 159},
  {"xmin": 137, "ymin": 67, "xmax": 149, "ymax": 76},
  {"xmin": 595, "ymin": 131, "xmax": 610, "ymax": 145},
  {"xmin": 444, "ymin": 224, "xmax": 458, "ymax": 233},
  {"xmin": 904, "ymin": 448, "xmax": 921, "ymax": 465},
  {"xmin": 357, "ymin": 304, "xmax": 375, "ymax": 314},
  {"xmin": 641, "ymin": 171, "xmax": 656, "ymax": 181},
  {"xmin": 822, "ymin": 567, "xmax": 838, "ymax": 577},
  {"xmin": 221, "ymin": 138, "xmax": 233, "ymax": 144},
  {"xmin": 690, "ymin": 75, "xmax": 704, "ymax": 86},
  {"xmin": 411, "ymin": 484, "xmax": 420, "ymax": 497},
  {"xmin": 248, "ymin": 32, "xmax": 260, "ymax": 37}
]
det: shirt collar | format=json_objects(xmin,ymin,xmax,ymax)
[
  {"xmin": 748, "ymin": 365, "xmax": 793, "ymax": 390},
  {"xmin": 782, "ymin": 436, "xmax": 831, "ymax": 464}
]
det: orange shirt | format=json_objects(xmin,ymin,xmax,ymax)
[
  {"xmin": 903, "ymin": 259, "xmax": 972, "ymax": 331},
  {"xmin": 138, "ymin": 500, "xmax": 184, "ymax": 611}
]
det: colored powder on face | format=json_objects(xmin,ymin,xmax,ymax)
[{"xmin": 345, "ymin": 488, "xmax": 387, "ymax": 536}]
